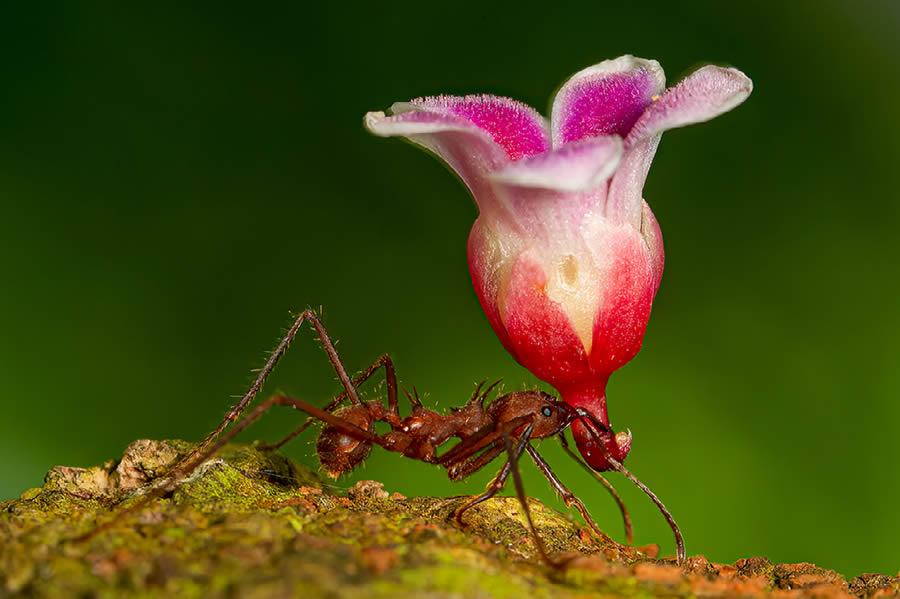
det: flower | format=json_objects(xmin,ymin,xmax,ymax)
[{"xmin": 365, "ymin": 56, "xmax": 751, "ymax": 470}]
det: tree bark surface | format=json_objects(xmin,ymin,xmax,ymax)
[{"xmin": 1, "ymin": 439, "xmax": 896, "ymax": 598}]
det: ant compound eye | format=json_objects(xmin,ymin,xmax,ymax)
[{"xmin": 541, "ymin": 406, "xmax": 553, "ymax": 417}]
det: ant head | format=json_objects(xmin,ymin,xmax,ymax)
[
  {"xmin": 570, "ymin": 410, "xmax": 632, "ymax": 472},
  {"xmin": 316, "ymin": 405, "xmax": 374, "ymax": 478},
  {"xmin": 487, "ymin": 390, "xmax": 574, "ymax": 439}
]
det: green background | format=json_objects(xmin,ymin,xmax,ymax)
[{"xmin": 2, "ymin": 1, "xmax": 898, "ymax": 578}]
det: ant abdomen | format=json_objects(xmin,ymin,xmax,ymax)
[{"xmin": 316, "ymin": 404, "xmax": 374, "ymax": 478}]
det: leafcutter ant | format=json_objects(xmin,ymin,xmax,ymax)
[
  {"xmin": 168, "ymin": 308, "xmax": 685, "ymax": 565},
  {"xmin": 85, "ymin": 309, "xmax": 684, "ymax": 566}
]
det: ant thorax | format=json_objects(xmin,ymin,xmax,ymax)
[{"xmin": 318, "ymin": 393, "xmax": 498, "ymax": 470}]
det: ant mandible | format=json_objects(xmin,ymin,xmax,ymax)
[{"xmin": 166, "ymin": 308, "xmax": 684, "ymax": 566}]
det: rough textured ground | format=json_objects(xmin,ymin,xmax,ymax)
[{"xmin": 1, "ymin": 439, "xmax": 897, "ymax": 598}]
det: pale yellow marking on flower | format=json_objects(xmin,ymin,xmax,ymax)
[
  {"xmin": 544, "ymin": 252, "xmax": 600, "ymax": 355},
  {"xmin": 651, "ymin": 94, "xmax": 661, "ymax": 101},
  {"xmin": 560, "ymin": 254, "xmax": 578, "ymax": 287}
]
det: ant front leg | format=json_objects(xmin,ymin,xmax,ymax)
[
  {"xmin": 575, "ymin": 415, "xmax": 686, "ymax": 565},
  {"xmin": 451, "ymin": 435, "xmax": 518, "ymax": 523},
  {"xmin": 524, "ymin": 443, "xmax": 622, "ymax": 546},
  {"xmin": 556, "ymin": 434, "xmax": 634, "ymax": 544}
]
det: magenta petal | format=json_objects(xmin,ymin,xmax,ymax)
[
  {"xmin": 489, "ymin": 136, "xmax": 623, "ymax": 192},
  {"xmin": 364, "ymin": 109, "xmax": 510, "ymax": 200},
  {"xmin": 408, "ymin": 95, "xmax": 549, "ymax": 161},
  {"xmin": 608, "ymin": 65, "xmax": 753, "ymax": 227},
  {"xmin": 551, "ymin": 56, "xmax": 665, "ymax": 147}
]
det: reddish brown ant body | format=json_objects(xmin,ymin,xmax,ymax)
[
  {"xmin": 166, "ymin": 308, "xmax": 684, "ymax": 566},
  {"xmin": 309, "ymin": 379, "xmax": 632, "ymax": 559},
  {"xmin": 77, "ymin": 309, "xmax": 681, "ymax": 565}
]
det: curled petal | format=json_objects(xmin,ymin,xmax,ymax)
[
  {"xmin": 404, "ymin": 95, "xmax": 550, "ymax": 161},
  {"xmin": 606, "ymin": 134, "xmax": 661, "ymax": 227},
  {"xmin": 364, "ymin": 109, "xmax": 510, "ymax": 202},
  {"xmin": 489, "ymin": 136, "xmax": 623, "ymax": 192},
  {"xmin": 625, "ymin": 65, "xmax": 753, "ymax": 145},
  {"xmin": 608, "ymin": 65, "xmax": 753, "ymax": 227},
  {"xmin": 551, "ymin": 56, "xmax": 665, "ymax": 146}
]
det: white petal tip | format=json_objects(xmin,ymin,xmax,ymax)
[
  {"xmin": 363, "ymin": 109, "xmax": 483, "ymax": 138},
  {"xmin": 624, "ymin": 64, "xmax": 754, "ymax": 145},
  {"xmin": 692, "ymin": 65, "xmax": 754, "ymax": 115},
  {"xmin": 570, "ymin": 55, "xmax": 665, "ymax": 86},
  {"xmin": 363, "ymin": 111, "xmax": 387, "ymax": 134}
]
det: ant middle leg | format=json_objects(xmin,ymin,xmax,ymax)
[
  {"xmin": 502, "ymin": 431, "xmax": 559, "ymax": 568},
  {"xmin": 451, "ymin": 420, "xmax": 535, "ymax": 525},
  {"xmin": 524, "ymin": 443, "xmax": 622, "ymax": 546},
  {"xmin": 450, "ymin": 420, "xmax": 536, "ymax": 522},
  {"xmin": 452, "ymin": 424, "xmax": 558, "ymax": 568},
  {"xmin": 451, "ymin": 456, "xmax": 511, "ymax": 523}
]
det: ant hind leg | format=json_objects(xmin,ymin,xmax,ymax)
[
  {"xmin": 175, "ymin": 308, "xmax": 384, "ymax": 470},
  {"xmin": 265, "ymin": 353, "xmax": 398, "ymax": 450}
]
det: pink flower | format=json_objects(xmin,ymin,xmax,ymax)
[{"xmin": 365, "ymin": 56, "xmax": 751, "ymax": 470}]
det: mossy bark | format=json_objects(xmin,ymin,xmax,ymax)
[{"xmin": 1, "ymin": 439, "xmax": 896, "ymax": 598}]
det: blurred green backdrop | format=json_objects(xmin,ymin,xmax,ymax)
[{"xmin": 2, "ymin": 0, "xmax": 898, "ymax": 578}]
